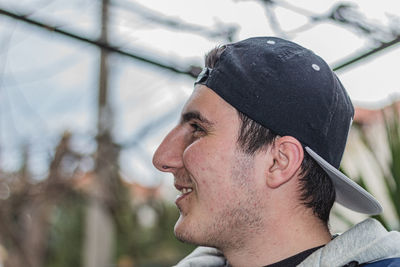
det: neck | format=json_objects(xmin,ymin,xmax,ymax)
[{"xmin": 221, "ymin": 208, "xmax": 332, "ymax": 267}]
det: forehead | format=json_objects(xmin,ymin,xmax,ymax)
[{"xmin": 182, "ymin": 85, "xmax": 237, "ymax": 119}]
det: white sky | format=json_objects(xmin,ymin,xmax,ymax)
[{"xmin": 0, "ymin": 0, "xmax": 400, "ymax": 186}]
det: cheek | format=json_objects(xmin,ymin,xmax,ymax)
[
  {"xmin": 186, "ymin": 135, "xmax": 236, "ymax": 159},
  {"xmin": 182, "ymin": 139, "xmax": 233, "ymax": 175},
  {"xmin": 182, "ymin": 140, "xmax": 235, "ymax": 196},
  {"xmin": 183, "ymin": 141, "xmax": 207, "ymax": 166}
]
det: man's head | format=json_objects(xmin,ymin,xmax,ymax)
[
  {"xmin": 206, "ymin": 45, "xmax": 336, "ymax": 224},
  {"xmin": 152, "ymin": 37, "xmax": 382, "ymax": 249},
  {"xmin": 153, "ymin": 85, "xmax": 269, "ymax": 249}
]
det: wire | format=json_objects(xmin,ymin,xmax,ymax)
[
  {"xmin": 333, "ymin": 34, "xmax": 400, "ymax": 71},
  {"xmin": 0, "ymin": 6, "xmax": 200, "ymax": 78}
]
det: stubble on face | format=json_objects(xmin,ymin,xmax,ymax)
[
  {"xmin": 175, "ymin": 148, "xmax": 264, "ymax": 251},
  {"xmin": 207, "ymin": 149, "xmax": 264, "ymax": 250}
]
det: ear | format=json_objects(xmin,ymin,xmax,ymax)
[{"xmin": 266, "ymin": 136, "xmax": 304, "ymax": 189}]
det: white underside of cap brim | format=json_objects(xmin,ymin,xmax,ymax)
[{"xmin": 305, "ymin": 147, "xmax": 383, "ymax": 215}]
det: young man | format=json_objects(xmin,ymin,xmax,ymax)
[{"xmin": 152, "ymin": 37, "xmax": 400, "ymax": 267}]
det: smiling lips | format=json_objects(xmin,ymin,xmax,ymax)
[{"xmin": 175, "ymin": 184, "xmax": 194, "ymax": 203}]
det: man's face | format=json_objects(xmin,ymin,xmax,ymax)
[{"xmin": 152, "ymin": 85, "xmax": 266, "ymax": 249}]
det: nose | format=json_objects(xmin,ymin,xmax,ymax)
[{"xmin": 152, "ymin": 126, "xmax": 186, "ymax": 174}]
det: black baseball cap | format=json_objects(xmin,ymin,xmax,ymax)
[{"xmin": 195, "ymin": 37, "xmax": 382, "ymax": 215}]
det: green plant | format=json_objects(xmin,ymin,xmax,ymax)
[{"xmin": 349, "ymin": 103, "xmax": 400, "ymax": 230}]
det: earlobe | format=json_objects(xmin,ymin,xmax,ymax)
[{"xmin": 265, "ymin": 137, "xmax": 304, "ymax": 189}]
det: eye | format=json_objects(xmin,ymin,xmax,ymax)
[
  {"xmin": 190, "ymin": 123, "xmax": 203, "ymax": 132},
  {"xmin": 190, "ymin": 123, "xmax": 206, "ymax": 137}
]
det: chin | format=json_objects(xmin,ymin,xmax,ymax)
[{"xmin": 174, "ymin": 217, "xmax": 201, "ymax": 245}]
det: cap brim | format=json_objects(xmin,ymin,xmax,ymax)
[{"xmin": 305, "ymin": 147, "xmax": 383, "ymax": 215}]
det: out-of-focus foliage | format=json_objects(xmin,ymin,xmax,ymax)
[
  {"xmin": 111, "ymin": 181, "xmax": 196, "ymax": 266},
  {"xmin": 0, "ymin": 132, "xmax": 195, "ymax": 267},
  {"xmin": 45, "ymin": 195, "xmax": 86, "ymax": 267},
  {"xmin": 351, "ymin": 103, "xmax": 400, "ymax": 231}
]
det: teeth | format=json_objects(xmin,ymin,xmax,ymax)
[{"xmin": 181, "ymin": 188, "xmax": 193, "ymax": 194}]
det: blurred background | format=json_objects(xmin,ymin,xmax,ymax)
[{"xmin": 0, "ymin": 0, "xmax": 399, "ymax": 266}]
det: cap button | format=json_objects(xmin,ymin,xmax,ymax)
[{"xmin": 312, "ymin": 64, "xmax": 320, "ymax": 71}]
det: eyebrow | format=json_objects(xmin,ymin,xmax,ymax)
[{"xmin": 181, "ymin": 111, "xmax": 214, "ymax": 127}]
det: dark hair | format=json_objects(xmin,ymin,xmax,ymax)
[{"xmin": 204, "ymin": 46, "xmax": 336, "ymax": 224}]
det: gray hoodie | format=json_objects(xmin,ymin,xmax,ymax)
[
  {"xmin": 299, "ymin": 218, "xmax": 400, "ymax": 267},
  {"xmin": 174, "ymin": 219, "xmax": 400, "ymax": 267}
]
